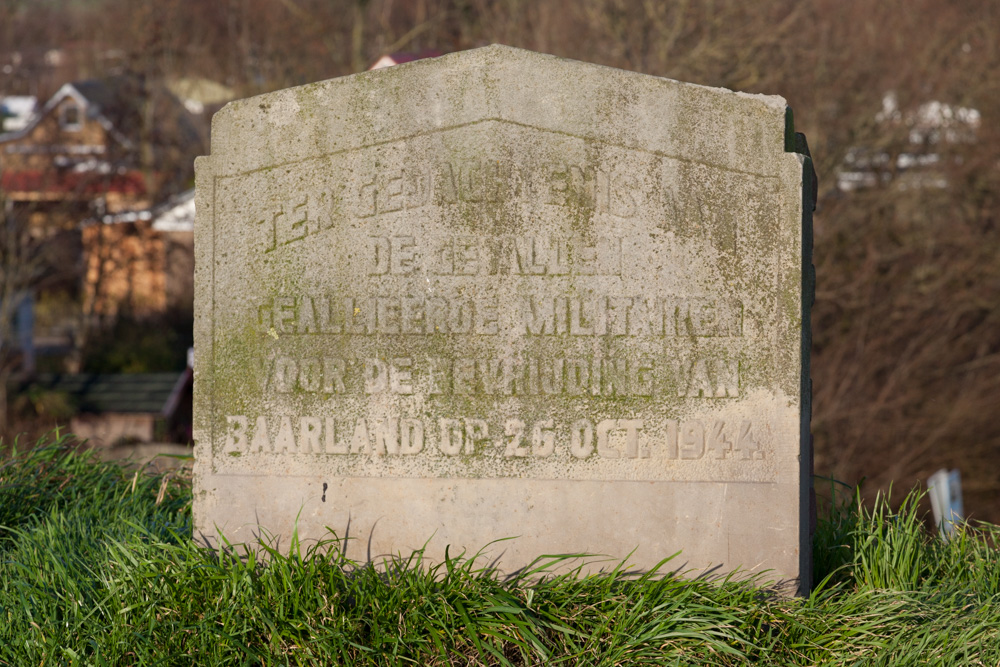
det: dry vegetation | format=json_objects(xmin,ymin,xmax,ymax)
[{"xmin": 2, "ymin": 0, "xmax": 999, "ymax": 519}]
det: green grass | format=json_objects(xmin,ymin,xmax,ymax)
[{"xmin": 2, "ymin": 436, "xmax": 1000, "ymax": 665}]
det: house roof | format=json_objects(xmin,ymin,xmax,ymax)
[
  {"xmin": 0, "ymin": 96, "xmax": 37, "ymax": 132},
  {"xmin": 0, "ymin": 75, "xmax": 203, "ymax": 154},
  {"xmin": 166, "ymin": 76, "xmax": 236, "ymax": 114},
  {"xmin": 84, "ymin": 187, "xmax": 193, "ymax": 228},
  {"xmin": 151, "ymin": 188, "xmax": 194, "ymax": 231},
  {"xmin": 23, "ymin": 370, "xmax": 191, "ymax": 416},
  {"xmin": 369, "ymin": 50, "xmax": 443, "ymax": 70}
]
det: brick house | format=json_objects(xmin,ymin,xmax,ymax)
[
  {"xmin": 0, "ymin": 76, "xmax": 202, "ymax": 358},
  {"xmin": 0, "ymin": 75, "xmax": 203, "ymax": 218}
]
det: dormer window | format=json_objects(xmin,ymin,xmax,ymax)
[{"xmin": 60, "ymin": 101, "xmax": 82, "ymax": 131}]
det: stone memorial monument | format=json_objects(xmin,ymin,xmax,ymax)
[{"xmin": 194, "ymin": 45, "xmax": 815, "ymax": 591}]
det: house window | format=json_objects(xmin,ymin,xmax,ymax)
[{"xmin": 60, "ymin": 101, "xmax": 82, "ymax": 131}]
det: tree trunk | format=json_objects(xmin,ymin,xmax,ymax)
[{"xmin": 0, "ymin": 369, "xmax": 9, "ymax": 438}]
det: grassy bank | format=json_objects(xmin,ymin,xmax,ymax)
[{"xmin": 2, "ymin": 437, "xmax": 999, "ymax": 665}]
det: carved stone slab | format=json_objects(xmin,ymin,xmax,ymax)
[{"xmin": 194, "ymin": 45, "xmax": 814, "ymax": 591}]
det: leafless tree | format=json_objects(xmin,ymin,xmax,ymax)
[{"xmin": 0, "ymin": 194, "xmax": 62, "ymax": 433}]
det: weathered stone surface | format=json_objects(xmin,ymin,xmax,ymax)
[{"xmin": 194, "ymin": 45, "xmax": 814, "ymax": 591}]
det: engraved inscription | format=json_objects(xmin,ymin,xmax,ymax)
[
  {"xmin": 250, "ymin": 158, "xmax": 662, "ymax": 255},
  {"xmin": 367, "ymin": 235, "xmax": 623, "ymax": 277},
  {"xmin": 211, "ymin": 119, "xmax": 787, "ymax": 486},
  {"xmin": 223, "ymin": 415, "xmax": 766, "ymax": 464},
  {"xmin": 258, "ymin": 294, "xmax": 743, "ymax": 339},
  {"xmin": 354, "ymin": 160, "xmax": 643, "ymax": 218},
  {"xmin": 238, "ymin": 138, "xmax": 776, "ymax": 259},
  {"xmin": 259, "ymin": 354, "xmax": 739, "ymax": 399},
  {"xmin": 256, "ymin": 191, "xmax": 342, "ymax": 253}
]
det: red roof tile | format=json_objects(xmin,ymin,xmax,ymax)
[{"xmin": 1, "ymin": 169, "xmax": 146, "ymax": 196}]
